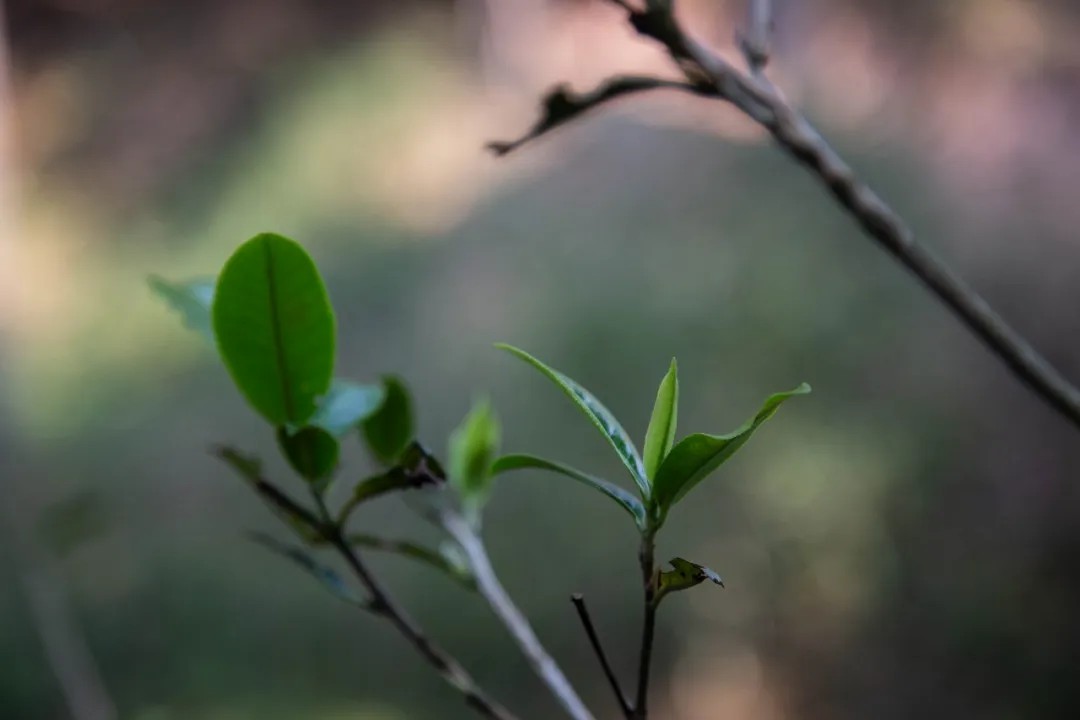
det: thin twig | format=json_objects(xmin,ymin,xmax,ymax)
[
  {"xmin": 329, "ymin": 531, "xmax": 518, "ymax": 719},
  {"xmin": 223, "ymin": 456, "xmax": 518, "ymax": 720},
  {"xmin": 493, "ymin": 0, "xmax": 1080, "ymax": 432},
  {"xmin": 442, "ymin": 512, "xmax": 596, "ymax": 720},
  {"xmin": 488, "ymin": 75, "xmax": 714, "ymax": 156},
  {"xmin": 571, "ymin": 594, "xmax": 632, "ymax": 718},
  {"xmin": 632, "ymin": 529, "xmax": 657, "ymax": 719}
]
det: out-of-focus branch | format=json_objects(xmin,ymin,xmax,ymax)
[
  {"xmin": 488, "ymin": 76, "xmax": 714, "ymax": 156},
  {"xmin": 215, "ymin": 450, "xmax": 518, "ymax": 720},
  {"xmin": 442, "ymin": 512, "xmax": 596, "ymax": 720},
  {"xmin": 738, "ymin": 0, "xmax": 773, "ymax": 73},
  {"xmin": 491, "ymin": 0, "xmax": 1080, "ymax": 432}
]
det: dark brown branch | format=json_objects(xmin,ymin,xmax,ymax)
[
  {"xmin": 632, "ymin": 529, "xmax": 657, "ymax": 719},
  {"xmin": 571, "ymin": 594, "xmax": 632, "ymax": 718},
  {"xmin": 487, "ymin": 76, "xmax": 714, "ymax": 156},
  {"xmin": 495, "ymin": 0, "xmax": 1080, "ymax": 432}
]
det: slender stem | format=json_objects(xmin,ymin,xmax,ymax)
[
  {"xmin": 571, "ymin": 594, "xmax": 632, "ymax": 718},
  {"xmin": 632, "ymin": 528, "xmax": 658, "ymax": 719},
  {"xmin": 328, "ymin": 530, "xmax": 519, "ymax": 720},
  {"xmin": 443, "ymin": 512, "xmax": 596, "ymax": 720},
  {"xmin": 245, "ymin": 474, "xmax": 517, "ymax": 720}
]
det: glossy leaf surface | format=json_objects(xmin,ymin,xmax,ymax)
[
  {"xmin": 653, "ymin": 383, "xmax": 810, "ymax": 514},
  {"xmin": 497, "ymin": 344, "xmax": 649, "ymax": 498},
  {"xmin": 213, "ymin": 233, "xmax": 335, "ymax": 425},
  {"xmin": 311, "ymin": 380, "xmax": 384, "ymax": 437},
  {"xmin": 642, "ymin": 358, "xmax": 679, "ymax": 482}
]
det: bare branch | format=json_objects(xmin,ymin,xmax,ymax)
[
  {"xmin": 488, "ymin": 76, "xmax": 714, "ymax": 156},
  {"xmin": 571, "ymin": 594, "xmax": 632, "ymax": 718},
  {"xmin": 495, "ymin": 0, "xmax": 1080, "ymax": 432},
  {"xmin": 442, "ymin": 512, "xmax": 596, "ymax": 720}
]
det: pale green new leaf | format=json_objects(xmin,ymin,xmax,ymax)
[
  {"xmin": 492, "ymin": 454, "xmax": 647, "ymax": 529},
  {"xmin": 148, "ymin": 275, "xmax": 215, "ymax": 342},
  {"xmin": 496, "ymin": 344, "xmax": 649, "ymax": 498},
  {"xmin": 311, "ymin": 380, "xmax": 384, "ymax": 437},
  {"xmin": 642, "ymin": 358, "xmax": 678, "ymax": 482},
  {"xmin": 653, "ymin": 383, "xmax": 810, "ymax": 515},
  {"xmin": 448, "ymin": 400, "xmax": 501, "ymax": 518}
]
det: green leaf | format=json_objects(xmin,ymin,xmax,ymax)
[
  {"xmin": 212, "ymin": 233, "xmax": 335, "ymax": 426},
  {"xmin": 448, "ymin": 399, "xmax": 501, "ymax": 518},
  {"xmin": 656, "ymin": 557, "xmax": 725, "ymax": 605},
  {"xmin": 148, "ymin": 275, "xmax": 215, "ymax": 343},
  {"xmin": 249, "ymin": 532, "xmax": 367, "ymax": 608},
  {"xmin": 496, "ymin": 344, "xmax": 649, "ymax": 498},
  {"xmin": 653, "ymin": 383, "xmax": 810, "ymax": 515},
  {"xmin": 642, "ymin": 358, "xmax": 678, "ymax": 482},
  {"xmin": 311, "ymin": 380, "xmax": 384, "ymax": 437},
  {"xmin": 276, "ymin": 426, "xmax": 340, "ymax": 489},
  {"xmin": 361, "ymin": 376, "xmax": 414, "ymax": 465},
  {"xmin": 491, "ymin": 454, "xmax": 647, "ymax": 529}
]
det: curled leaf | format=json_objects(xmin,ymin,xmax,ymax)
[{"xmin": 656, "ymin": 557, "xmax": 725, "ymax": 605}]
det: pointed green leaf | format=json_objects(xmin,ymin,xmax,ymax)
[
  {"xmin": 642, "ymin": 358, "xmax": 679, "ymax": 482},
  {"xmin": 492, "ymin": 454, "xmax": 647, "ymax": 529},
  {"xmin": 653, "ymin": 383, "xmax": 810, "ymax": 514},
  {"xmin": 311, "ymin": 380, "xmax": 384, "ymax": 437},
  {"xmin": 276, "ymin": 426, "xmax": 340, "ymax": 489},
  {"xmin": 148, "ymin": 275, "xmax": 216, "ymax": 342},
  {"xmin": 448, "ymin": 400, "xmax": 501, "ymax": 518},
  {"xmin": 496, "ymin": 344, "xmax": 649, "ymax": 498},
  {"xmin": 361, "ymin": 376, "xmax": 414, "ymax": 465},
  {"xmin": 656, "ymin": 557, "xmax": 725, "ymax": 605},
  {"xmin": 212, "ymin": 233, "xmax": 335, "ymax": 426}
]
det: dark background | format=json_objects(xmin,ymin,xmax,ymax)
[{"xmin": 3, "ymin": 1, "xmax": 1080, "ymax": 718}]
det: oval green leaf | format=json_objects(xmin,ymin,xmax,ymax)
[
  {"xmin": 148, "ymin": 275, "xmax": 216, "ymax": 343},
  {"xmin": 491, "ymin": 454, "xmax": 647, "ymax": 530},
  {"xmin": 642, "ymin": 358, "xmax": 678, "ymax": 482},
  {"xmin": 653, "ymin": 383, "xmax": 810, "ymax": 515},
  {"xmin": 361, "ymin": 375, "xmax": 414, "ymax": 465},
  {"xmin": 312, "ymin": 379, "xmax": 384, "ymax": 437},
  {"xmin": 277, "ymin": 426, "xmax": 340, "ymax": 488},
  {"xmin": 212, "ymin": 233, "xmax": 335, "ymax": 425},
  {"xmin": 496, "ymin": 344, "xmax": 649, "ymax": 499}
]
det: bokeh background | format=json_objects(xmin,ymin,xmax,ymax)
[{"xmin": 3, "ymin": 0, "xmax": 1080, "ymax": 718}]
